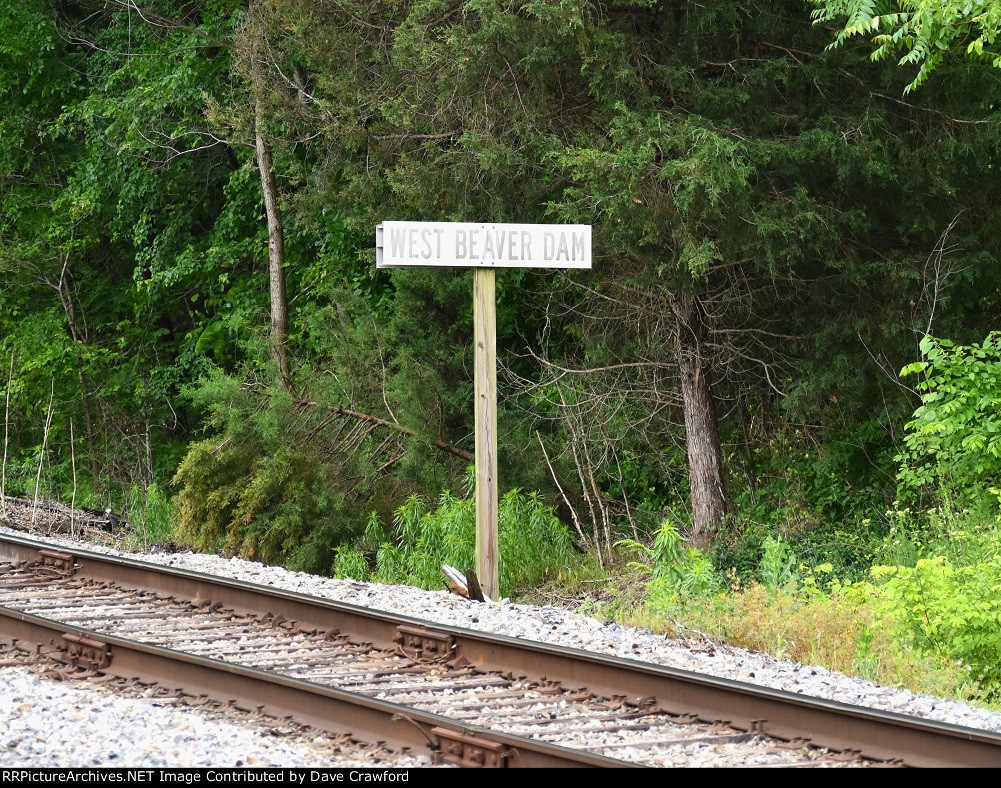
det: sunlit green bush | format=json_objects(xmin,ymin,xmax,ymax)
[{"xmin": 352, "ymin": 487, "xmax": 578, "ymax": 598}]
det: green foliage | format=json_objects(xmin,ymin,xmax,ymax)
[
  {"xmin": 125, "ymin": 483, "xmax": 174, "ymax": 550},
  {"xmin": 2, "ymin": 5, "xmax": 1001, "ymax": 708},
  {"xmin": 357, "ymin": 486, "xmax": 579, "ymax": 598},
  {"xmin": 332, "ymin": 546, "xmax": 372, "ymax": 581},
  {"xmin": 758, "ymin": 536, "xmax": 798, "ymax": 593},
  {"xmin": 173, "ymin": 431, "xmax": 364, "ymax": 572},
  {"xmin": 171, "ymin": 372, "xmax": 380, "ymax": 573},
  {"xmin": 591, "ymin": 533, "xmax": 988, "ymax": 702},
  {"xmin": 0, "ymin": 0, "xmax": 253, "ymax": 502},
  {"xmin": 897, "ymin": 334, "xmax": 1001, "ymax": 502},
  {"xmin": 615, "ymin": 519, "xmax": 723, "ymax": 602},
  {"xmin": 812, "ymin": 0, "xmax": 1001, "ymax": 91},
  {"xmin": 876, "ymin": 496, "xmax": 1001, "ymax": 566},
  {"xmin": 649, "ymin": 520, "xmax": 722, "ymax": 594},
  {"xmin": 652, "ymin": 520, "xmax": 686, "ymax": 582},
  {"xmin": 871, "ymin": 553, "xmax": 1001, "ymax": 698},
  {"xmin": 722, "ymin": 422, "xmax": 894, "ymax": 582}
]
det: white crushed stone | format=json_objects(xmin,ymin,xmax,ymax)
[
  {"xmin": 2, "ymin": 522, "xmax": 1001, "ymax": 767},
  {"xmin": 0, "ymin": 666, "xmax": 425, "ymax": 768}
]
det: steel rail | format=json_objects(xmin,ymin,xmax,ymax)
[
  {"xmin": 1, "ymin": 531, "xmax": 1000, "ymax": 767},
  {"xmin": 0, "ymin": 603, "xmax": 621, "ymax": 768}
]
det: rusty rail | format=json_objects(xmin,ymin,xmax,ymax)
[
  {"xmin": 1, "ymin": 532, "xmax": 1000, "ymax": 767},
  {"xmin": 0, "ymin": 604, "xmax": 620, "ymax": 768}
]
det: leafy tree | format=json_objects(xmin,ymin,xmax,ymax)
[
  {"xmin": 239, "ymin": 0, "xmax": 1001, "ymax": 552},
  {"xmin": 0, "ymin": 1, "xmax": 252, "ymax": 502},
  {"xmin": 812, "ymin": 0, "xmax": 1001, "ymax": 91},
  {"xmin": 897, "ymin": 333, "xmax": 1001, "ymax": 499},
  {"xmin": 2, "ymin": 0, "xmax": 1000, "ymax": 595}
]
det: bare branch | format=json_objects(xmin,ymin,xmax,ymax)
[{"xmin": 294, "ymin": 399, "xmax": 472, "ymax": 462}]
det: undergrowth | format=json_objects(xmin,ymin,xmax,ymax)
[
  {"xmin": 565, "ymin": 517, "xmax": 998, "ymax": 708},
  {"xmin": 332, "ymin": 484, "xmax": 580, "ymax": 598},
  {"xmin": 123, "ymin": 483, "xmax": 174, "ymax": 549}
]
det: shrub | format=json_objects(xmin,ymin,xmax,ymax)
[
  {"xmin": 758, "ymin": 536, "xmax": 798, "ymax": 593},
  {"xmin": 125, "ymin": 483, "xmax": 173, "ymax": 549},
  {"xmin": 172, "ymin": 436, "xmax": 364, "ymax": 573},
  {"xmin": 870, "ymin": 555, "xmax": 1001, "ymax": 699},
  {"xmin": 897, "ymin": 333, "xmax": 1001, "ymax": 504},
  {"xmin": 616, "ymin": 519, "xmax": 723, "ymax": 596},
  {"xmin": 359, "ymin": 486, "xmax": 578, "ymax": 597},
  {"xmin": 332, "ymin": 546, "xmax": 371, "ymax": 580}
]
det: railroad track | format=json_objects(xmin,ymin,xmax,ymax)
[{"xmin": 0, "ymin": 532, "xmax": 998, "ymax": 768}]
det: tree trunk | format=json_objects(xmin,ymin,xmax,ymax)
[
  {"xmin": 254, "ymin": 101, "xmax": 290, "ymax": 389},
  {"xmin": 673, "ymin": 293, "xmax": 728, "ymax": 545}
]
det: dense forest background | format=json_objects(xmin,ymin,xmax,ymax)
[{"xmin": 2, "ymin": 0, "xmax": 1000, "ymax": 700}]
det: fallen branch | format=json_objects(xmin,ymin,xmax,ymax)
[{"xmin": 295, "ymin": 400, "xmax": 473, "ymax": 462}]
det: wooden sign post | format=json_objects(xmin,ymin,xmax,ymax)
[
  {"xmin": 472, "ymin": 266, "xmax": 498, "ymax": 598},
  {"xmin": 376, "ymin": 221, "xmax": 591, "ymax": 600}
]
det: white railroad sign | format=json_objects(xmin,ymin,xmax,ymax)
[
  {"xmin": 377, "ymin": 221, "xmax": 591, "ymax": 269},
  {"xmin": 376, "ymin": 221, "xmax": 592, "ymax": 600}
]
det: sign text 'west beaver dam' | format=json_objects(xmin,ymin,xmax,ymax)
[{"xmin": 376, "ymin": 221, "xmax": 591, "ymax": 268}]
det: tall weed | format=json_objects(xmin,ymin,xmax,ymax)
[
  {"xmin": 870, "ymin": 554, "xmax": 1001, "ymax": 700},
  {"xmin": 360, "ymin": 487, "xmax": 578, "ymax": 597},
  {"xmin": 125, "ymin": 483, "xmax": 173, "ymax": 549}
]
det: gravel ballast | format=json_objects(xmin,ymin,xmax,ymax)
[
  {"xmin": 0, "ymin": 664, "xmax": 426, "ymax": 768},
  {"xmin": 2, "ymin": 521, "xmax": 1000, "ymax": 767}
]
